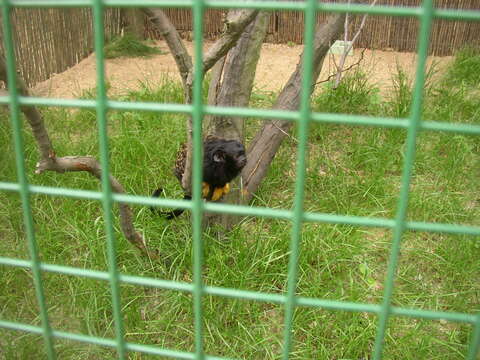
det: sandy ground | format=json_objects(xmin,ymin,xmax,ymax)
[{"xmin": 32, "ymin": 40, "xmax": 452, "ymax": 98}]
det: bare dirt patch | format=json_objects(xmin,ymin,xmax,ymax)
[{"xmin": 31, "ymin": 40, "xmax": 452, "ymax": 98}]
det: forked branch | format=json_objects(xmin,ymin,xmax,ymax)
[
  {"xmin": 203, "ymin": 9, "xmax": 259, "ymax": 73},
  {"xmin": 333, "ymin": 0, "xmax": 378, "ymax": 88},
  {"xmin": 144, "ymin": 8, "xmax": 260, "ymax": 194}
]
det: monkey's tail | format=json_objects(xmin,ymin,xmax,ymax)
[{"xmin": 151, "ymin": 188, "xmax": 191, "ymax": 219}]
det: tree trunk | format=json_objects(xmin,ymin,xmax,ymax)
[
  {"xmin": 204, "ymin": 12, "xmax": 269, "ymax": 230},
  {"xmin": 143, "ymin": 9, "xmax": 345, "ymax": 232},
  {"xmin": 241, "ymin": 14, "xmax": 346, "ymax": 203},
  {"xmin": 142, "ymin": 7, "xmax": 258, "ymax": 195}
]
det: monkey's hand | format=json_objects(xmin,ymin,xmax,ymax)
[
  {"xmin": 202, "ymin": 182, "xmax": 210, "ymax": 198},
  {"xmin": 211, "ymin": 183, "xmax": 230, "ymax": 201},
  {"xmin": 223, "ymin": 182, "xmax": 230, "ymax": 194}
]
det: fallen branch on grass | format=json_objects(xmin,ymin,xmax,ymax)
[{"xmin": 0, "ymin": 56, "xmax": 157, "ymax": 259}]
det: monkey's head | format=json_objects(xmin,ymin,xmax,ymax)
[
  {"xmin": 204, "ymin": 138, "xmax": 247, "ymax": 187},
  {"xmin": 212, "ymin": 140, "xmax": 247, "ymax": 170}
]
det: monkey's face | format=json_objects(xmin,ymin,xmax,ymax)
[
  {"xmin": 212, "ymin": 140, "xmax": 247, "ymax": 172},
  {"xmin": 203, "ymin": 138, "xmax": 247, "ymax": 187}
]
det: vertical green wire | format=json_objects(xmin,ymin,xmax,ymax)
[
  {"xmin": 466, "ymin": 315, "xmax": 480, "ymax": 359},
  {"xmin": 192, "ymin": 0, "xmax": 205, "ymax": 359},
  {"xmin": 0, "ymin": 2, "xmax": 56, "ymax": 359},
  {"xmin": 281, "ymin": 0, "xmax": 316, "ymax": 358},
  {"xmin": 91, "ymin": 0, "xmax": 126, "ymax": 358},
  {"xmin": 372, "ymin": 1, "xmax": 434, "ymax": 359}
]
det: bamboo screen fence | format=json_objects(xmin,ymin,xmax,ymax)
[
  {"xmin": 148, "ymin": 0, "xmax": 480, "ymax": 56},
  {"xmin": 0, "ymin": 1, "xmax": 479, "ymax": 88},
  {"xmin": 0, "ymin": 8, "xmax": 122, "ymax": 87}
]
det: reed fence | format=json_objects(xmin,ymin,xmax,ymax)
[
  {"xmin": 0, "ymin": 8, "xmax": 122, "ymax": 87},
  {"xmin": 145, "ymin": 0, "xmax": 480, "ymax": 56}
]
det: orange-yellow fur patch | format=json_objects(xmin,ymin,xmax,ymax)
[
  {"xmin": 211, "ymin": 183, "xmax": 230, "ymax": 201},
  {"xmin": 202, "ymin": 182, "xmax": 210, "ymax": 198}
]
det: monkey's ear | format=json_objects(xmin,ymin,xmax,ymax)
[{"xmin": 213, "ymin": 150, "xmax": 225, "ymax": 163}]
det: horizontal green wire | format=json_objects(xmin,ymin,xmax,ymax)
[
  {"xmin": 1, "ymin": 183, "xmax": 479, "ymax": 236},
  {"xmin": 434, "ymin": 8, "xmax": 480, "ymax": 21},
  {"xmin": 1, "ymin": 258, "xmax": 477, "ymax": 324},
  {"xmin": 8, "ymin": 0, "xmax": 480, "ymax": 21},
  {"xmin": 0, "ymin": 320, "xmax": 230, "ymax": 360},
  {"xmin": 8, "ymin": 0, "xmax": 194, "ymax": 8},
  {"xmin": 1, "ymin": 96, "xmax": 479, "ymax": 135}
]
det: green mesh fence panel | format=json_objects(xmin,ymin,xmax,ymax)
[{"xmin": 0, "ymin": 0, "xmax": 479, "ymax": 359}]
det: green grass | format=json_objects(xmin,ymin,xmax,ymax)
[
  {"xmin": 104, "ymin": 33, "xmax": 165, "ymax": 59},
  {"xmin": 0, "ymin": 49, "xmax": 479, "ymax": 359},
  {"xmin": 445, "ymin": 47, "xmax": 480, "ymax": 87}
]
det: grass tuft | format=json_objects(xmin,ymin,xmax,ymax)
[
  {"xmin": 385, "ymin": 63, "xmax": 412, "ymax": 118},
  {"xmin": 104, "ymin": 33, "xmax": 165, "ymax": 59},
  {"xmin": 313, "ymin": 70, "xmax": 381, "ymax": 115},
  {"xmin": 446, "ymin": 46, "xmax": 480, "ymax": 86}
]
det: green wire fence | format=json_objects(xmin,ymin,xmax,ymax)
[{"xmin": 0, "ymin": 0, "xmax": 479, "ymax": 359}]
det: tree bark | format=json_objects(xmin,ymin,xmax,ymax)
[
  {"xmin": 203, "ymin": 10, "xmax": 259, "ymax": 73},
  {"xmin": 203, "ymin": 12, "xmax": 269, "ymax": 230},
  {"xmin": 205, "ymin": 11, "xmax": 269, "ymax": 140},
  {"xmin": 206, "ymin": 55, "xmax": 226, "ymax": 116}
]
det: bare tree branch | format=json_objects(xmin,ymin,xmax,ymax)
[
  {"xmin": 0, "ymin": 60, "xmax": 53, "ymax": 161},
  {"xmin": 315, "ymin": 47, "xmax": 367, "ymax": 86},
  {"xmin": 334, "ymin": 0, "xmax": 378, "ymax": 88},
  {"xmin": 203, "ymin": 9, "xmax": 259, "ymax": 73},
  {"xmin": 0, "ymin": 56, "xmax": 156, "ymax": 258},
  {"xmin": 241, "ymin": 14, "xmax": 346, "ymax": 202},
  {"xmin": 36, "ymin": 155, "xmax": 153, "ymax": 257},
  {"xmin": 142, "ymin": 8, "xmax": 193, "ymax": 87}
]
